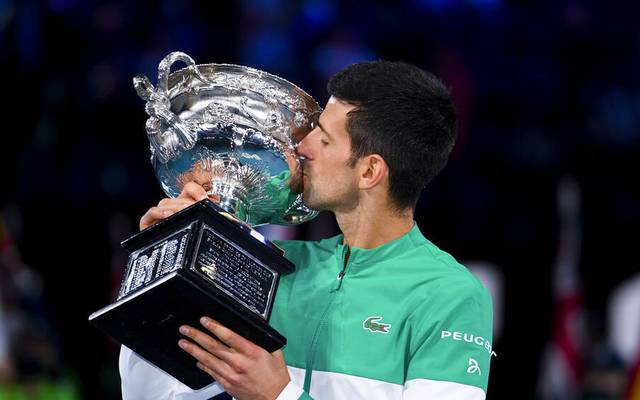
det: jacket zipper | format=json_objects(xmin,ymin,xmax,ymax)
[
  {"xmin": 334, "ymin": 245, "xmax": 350, "ymax": 291},
  {"xmin": 303, "ymin": 244, "xmax": 350, "ymax": 392}
]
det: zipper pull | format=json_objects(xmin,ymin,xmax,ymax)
[
  {"xmin": 331, "ymin": 245, "xmax": 349, "ymax": 291},
  {"xmin": 338, "ymin": 245, "xmax": 350, "ymax": 279}
]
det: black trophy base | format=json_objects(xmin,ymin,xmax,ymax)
[
  {"xmin": 89, "ymin": 200, "xmax": 292, "ymax": 390},
  {"xmin": 90, "ymin": 268, "xmax": 285, "ymax": 390}
]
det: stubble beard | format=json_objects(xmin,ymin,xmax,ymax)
[
  {"xmin": 288, "ymin": 167, "xmax": 304, "ymax": 194},
  {"xmin": 302, "ymin": 178, "xmax": 358, "ymax": 213},
  {"xmin": 301, "ymin": 178, "xmax": 331, "ymax": 211},
  {"xmin": 301, "ymin": 182, "xmax": 322, "ymax": 210}
]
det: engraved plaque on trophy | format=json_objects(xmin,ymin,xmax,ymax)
[{"xmin": 89, "ymin": 52, "xmax": 320, "ymax": 389}]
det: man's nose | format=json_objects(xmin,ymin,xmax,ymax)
[{"xmin": 295, "ymin": 129, "xmax": 314, "ymax": 159}]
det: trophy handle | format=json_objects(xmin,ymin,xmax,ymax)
[
  {"xmin": 133, "ymin": 75, "xmax": 154, "ymax": 101},
  {"xmin": 134, "ymin": 52, "xmax": 203, "ymax": 163},
  {"xmin": 157, "ymin": 51, "xmax": 214, "ymax": 92},
  {"xmin": 157, "ymin": 51, "xmax": 198, "ymax": 93}
]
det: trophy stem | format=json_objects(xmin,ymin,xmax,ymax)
[
  {"xmin": 209, "ymin": 181, "xmax": 248, "ymax": 220},
  {"xmin": 217, "ymin": 195, "xmax": 242, "ymax": 215}
]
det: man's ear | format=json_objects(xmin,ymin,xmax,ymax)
[{"xmin": 358, "ymin": 154, "xmax": 388, "ymax": 190}]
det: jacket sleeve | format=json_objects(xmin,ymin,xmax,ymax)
[
  {"xmin": 119, "ymin": 345, "xmax": 225, "ymax": 400},
  {"xmin": 275, "ymin": 381, "xmax": 314, "ymax": 400},
  {"xmin": 402, "ymin": 277, "xmax": 494, "ymax": 399}
]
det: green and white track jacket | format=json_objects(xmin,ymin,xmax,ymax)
[
  {"xmin": 120, "ymin": 223, "xmax": 494, "ymax": 399},
  {"xmin": 269, "ymin": 224, "xmax": 494, "ymax": 399}
]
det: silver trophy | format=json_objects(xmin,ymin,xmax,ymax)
[
  {"xmin": 89, "ymin": 52, "xmax": 321, "ymax": 389},
  {"xmin": 134, "ymin": 51, "xmax": 320, "ymax": 224}
]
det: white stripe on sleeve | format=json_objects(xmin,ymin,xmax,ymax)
[
  {"xmin": 404, "ymin": 378, "xmax": 486, "ymax": 399},
  {"xmin": 119, "ymin": 345, "xmax": 225, "ymax": 400}
]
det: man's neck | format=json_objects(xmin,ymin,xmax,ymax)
[{"xmin": 334, "ymin": 202, "xmax": 414, "ymax": 249}]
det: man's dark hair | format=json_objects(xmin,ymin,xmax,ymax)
[{"xmin": 327, "ymin": 60, "xmax": 457, "ymax": 210}]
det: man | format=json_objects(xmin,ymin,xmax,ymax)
[{"xmin": 120, "ymin": 60, "xmax": 494, "ymax": 399}]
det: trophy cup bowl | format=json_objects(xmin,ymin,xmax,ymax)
[{"xmin": 89, "ymin": 52, "xmax": 321, "ymax": 389}]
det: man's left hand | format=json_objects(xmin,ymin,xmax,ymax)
[{"xmin": 178, "ymin": 317, "xmax": 290, "ymax": 400}]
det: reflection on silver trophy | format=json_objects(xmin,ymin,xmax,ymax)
[{"xmin": 89, "ymin": 52, "xmax": 321, "ymax": 389}]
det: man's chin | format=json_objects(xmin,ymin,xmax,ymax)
[
  {"xmin": 287, "ymin": 171, "xmax": 304, "ymax": 194},
  {"xmin": 302, "ymin": 193, "xmax": 329, "ymax": 212},
  {"xmin": 301, "ymin": 191, "xmax": 317, "ymax": 210}
]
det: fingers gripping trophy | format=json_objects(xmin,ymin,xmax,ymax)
[{"xmin": 89, "ymin": 52, "xmax": 321, "ymax": 389}]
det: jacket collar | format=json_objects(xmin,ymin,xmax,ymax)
[{"xmin": 333, "ymin": 222, "xmax": 426, "ymax": 271}]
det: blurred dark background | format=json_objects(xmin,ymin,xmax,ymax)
[{"xmin": 1, "ymin": 0, "xmax": 639, "ymax": 399}]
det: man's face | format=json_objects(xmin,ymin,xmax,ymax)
[{"xmin": 295, "ymin": 97, "xmax": 360, "ymax": 212}]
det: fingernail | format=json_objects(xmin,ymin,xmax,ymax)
[
  {"xmin": 200, "ymin": 317, "xmax": 211, "ymax": 326},
  {"xmin": 178, "ymin": 340, "xmax": 188, "ymax": 349},
  {"xmin": 179, "ymin": 326, "xmax": 189, "ymax": 335}
]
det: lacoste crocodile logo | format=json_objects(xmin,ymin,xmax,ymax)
[{"xmin": 363, "ymin": 316, "xmax": 391, "ymax": 334}]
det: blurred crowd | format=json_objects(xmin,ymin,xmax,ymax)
[{"xmin": 1, "ymin": 0, "xmax": 639, "ymax": 398}]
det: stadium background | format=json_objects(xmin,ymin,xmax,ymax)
[{"xmin": 1, "ymin": 0, "xmax": 639, "ymax": 398}]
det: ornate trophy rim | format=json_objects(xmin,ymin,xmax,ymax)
[{"xmin": 165, "ymin": 62, "xmax": 321, "ymax": 114}]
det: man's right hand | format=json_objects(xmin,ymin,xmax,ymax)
[{"xmin": 139, "ymin": 182, "xmax": 210, "ymax": 231}]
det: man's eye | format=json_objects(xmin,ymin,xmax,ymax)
[{"xmin": 321, "ymin": 140, "xmax": 329, "ymax": 146}]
